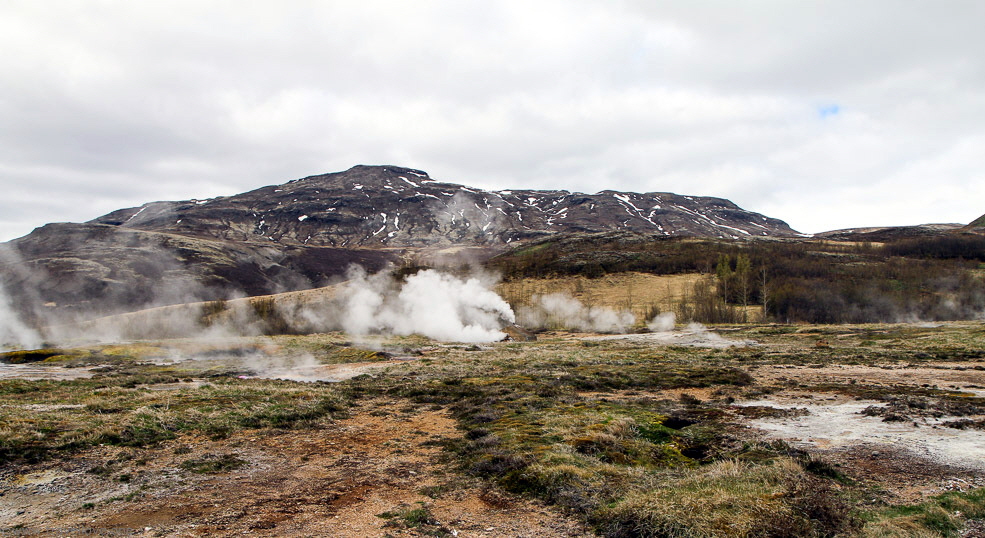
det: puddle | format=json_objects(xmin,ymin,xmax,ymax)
[
  {"xmin": 0, "ymin": 364, "xmax": 100, "ymax": 380},
  {"xmin": 0, "ymin": 354, "xmax": 412, "ymax": 383},
  {"xmin": 739, "ymin": 398, "xmax": 985, "ymax": 470},
  {"xmin": 240, "ymin": 360, "xmax": 409, "ymax": 382},
  {"xmin": 590, "ymin": 328, "xmax": 754, "ymax": 348}
]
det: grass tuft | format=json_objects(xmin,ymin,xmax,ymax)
[{"xmin": 180, "ymin": 453, "xmax": 248, "ymax": 474}]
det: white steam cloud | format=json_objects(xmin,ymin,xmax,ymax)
[
  {"xmin": 518, "ymin": 293, "xmax": 636, "ymax": 333},
  {"xmin": 338, "ymin": 267, "xmax": 515, "ymax": 343},
  {"xmin": 0, "ymin": 263, "xmax": 519, "ymax": 349},
  {"xmin": 648, "ymin": 311, "xmax": 677, "ymax": 332},
  {"xmin": 592, "ymin": 316, "xmax": 753, "ymax": 348},
  {"xmin": 0, "ymin": 282, "xmax": 42, "ymax": 351}
]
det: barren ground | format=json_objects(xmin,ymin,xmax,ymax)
[{"xmin": 1, "ymin": 397, "xmax": 591, "ymax": 537}]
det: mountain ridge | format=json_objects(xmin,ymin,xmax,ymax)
[{"xmin": 88, "ymin": 165, "xmax": 802, "ymax": 247}]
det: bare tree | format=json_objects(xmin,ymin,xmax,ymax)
[
  {"xmin": 715, "ymin": 254, "xmax": 733, "ymax": 304},
  {"xmin": 760, "ymin": 265, "xmax": 770, "ymax": 322},
  {"xmin": 735, "ymin": 253, "xmax": 751, "ymax": 322}
]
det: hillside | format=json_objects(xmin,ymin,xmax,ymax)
[
  {"xmin": 964, "ymin": 212, "xmax": 985, "ymax": 232},
  {"xmin": 1, "ymin": 165, "xmax": 799, "ymax": 321},
  {"xmin": 89, "ymin": 165, "xmax": 801, "ymax": 247},
  {"xmin": 0, "ymin": 223, "xmax": 397, "ymax": 322}
]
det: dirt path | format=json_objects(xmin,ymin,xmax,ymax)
[{"xmin": 0, "ymin": 398, "xmax": 591, "ymax": 537}]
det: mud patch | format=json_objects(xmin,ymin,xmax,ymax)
[
  {"xmin": 239, "ymin": 359, "xmax": 411, "ymax": 382},
  {"xmin": 740, "ymin": 396, "xmax": 985, "ymax": 471},
  {"xmin": 589, "ymin": 324, "xmax": 755, "ymax": 348},
  {"xmin": 0, "ymin": 363, "xmax": 100, "ymax": 380}
]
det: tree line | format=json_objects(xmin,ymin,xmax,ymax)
[{"xmin": 490, "ymin": 233, "xmax": 985, "ymax": 324}]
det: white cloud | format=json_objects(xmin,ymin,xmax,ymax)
[{"xmin": 1, "ymin": 0, "xmax": 983, "ymax": 240}]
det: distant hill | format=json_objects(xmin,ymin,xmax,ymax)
[
  {"xmin": 963, "ymin": 213, "xmax": 985, "ymax": 232},
  {"xmin": 815, "ymin": 223, "xmax": 964, "ymax": 242}
]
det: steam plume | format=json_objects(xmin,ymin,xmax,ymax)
[
  {"xmin": 338, "ymin": 267, "xmax": 515, "ymax": 342},
  {"xmin": 0, "ymin": 282, "xmax": 42, "ymax": 351},
  {"xmin": 518, "ymin": 293, "xmax": 635, "ymax": 333},
  {"xmin": 648, "ymin": 312, "xmax": 676, "ymax": 332}
]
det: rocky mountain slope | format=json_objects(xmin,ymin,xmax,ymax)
[
  {"xmin": 0, "ymin": 223, "xmax": 396, "ymax": 322},
  {"xmin": 90, "ymin": 165, "xmax": 801, "ymax": 246},
  {"xmin": 2, "ymin": 165, "xmax": 799, "ymax": 321},
  {"xmin": 963, "ymin": 213, "xmax": 985, "ymax": 233}
]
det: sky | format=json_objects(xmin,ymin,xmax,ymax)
[{"xmin": 1, "ymin": 1, "xmax": 983, "ymax": 241}]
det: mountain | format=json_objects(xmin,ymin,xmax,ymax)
[
  {"xmin": 1, "ymin": 165, "xmax": 799, "ymax": 320},
  {"xmin": 90, "ymin": 165, "xmax": 800, "ymax": 246}
]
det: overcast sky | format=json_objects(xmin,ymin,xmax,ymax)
[{"xmin": 1, "ymin": 1, "xmax": 983, "ymax": 241}]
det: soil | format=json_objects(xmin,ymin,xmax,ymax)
[{"xmin": 0, "ymin": 398, "xmax": 592, "ymax": 537}]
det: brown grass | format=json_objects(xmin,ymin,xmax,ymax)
[{"xmin": 497, "ymin": 272, "xmax": 704, "ymax": 319}]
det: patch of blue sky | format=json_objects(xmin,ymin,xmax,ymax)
[{"xmin": 818, "ymin": 104, "xmax": 840, "ymax": 118}]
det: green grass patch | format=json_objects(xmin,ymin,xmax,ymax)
[
  {"xmin": 180, "ymin": 453, "xmax": 248, "ymax": 474},
  {"xmin": 863, "ymin": 487, "xmax": 985, "ymax": 537},
  {"xmin": 377, "ymin": 502, "xmax": 450, "ymax": 535},
  {"xmin": 0, "ymin": 349, "xmax": 85, "ymax": 364},
  {"xmin": 0, "ymin": 375, "xmax": 350, "ymax": 463}
]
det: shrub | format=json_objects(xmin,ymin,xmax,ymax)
[
  {"xmin": 249, "ymin": 296, "xmax": 296, "ymax": 335},
  {"xmin": 599, "ymin": 459, "xmax": 856, "ymax": 537},
  {"xmin": 199, "ymin": 299, "xmax": 228, "ymax": 326}
]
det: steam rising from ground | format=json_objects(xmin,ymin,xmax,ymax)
[
  {"xmin": 648, "ymin": 312, "xmax": 677, "ymax": 332},
  {"xmin": 647, "ymin": 310, "xmax": 735, "ymax": 346},
  {"xmin": 338, "ymin": 267, "xmax": 515, "ymax": 343},
  {"xmin": 0, "ymin": 282, "xmax": 42, "ymax": 351},
  {"xmin": 0, "ymin": 260, "xmax": 744, "ymax": 350},
  {"xmin": 518, "ymin": 293, "xmax": 635, "ymax": 333},
  {"xmin": 0, "ymin": 264, "xmax": 520, "ymax": 349}
]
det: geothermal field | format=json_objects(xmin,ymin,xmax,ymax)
[
  {"xmin": 5, "ymin": 1, "xmax": 985, "ymax": 534},
  {"xmin": 1, "ymin": 269, "xmax": 984, "ymax": 537}
]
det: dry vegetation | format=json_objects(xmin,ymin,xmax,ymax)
[
  {"xmin": 3, "ymin": 321, "xmax": 985, "ymax": 536},
  {"xmin": 497, "ymin": 272, "xmax": 706, "ymax": 321}
]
